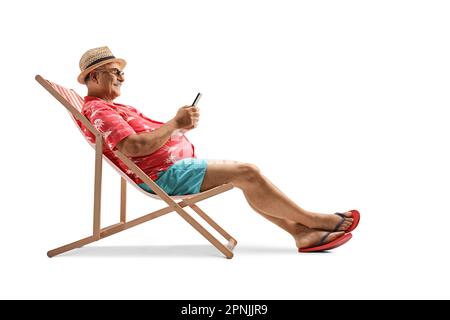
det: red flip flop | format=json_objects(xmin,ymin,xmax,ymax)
[
  {"xmin": 298, "ymin": 232, "xmax": 352, "ymax": 253},
  {"xmin": 334, "ymin": 209, "xmax": 360, "ymax": 233}
]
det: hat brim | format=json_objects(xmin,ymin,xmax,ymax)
[{"xmin": 77, "ymin": 58, "xmax": 126, "ymax": 84}]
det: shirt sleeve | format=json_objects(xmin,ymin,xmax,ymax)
[{"xmin": 85, "ymin": 102, "xmax": 136, "ymax": 150}]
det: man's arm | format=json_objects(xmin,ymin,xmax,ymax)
[
  {"xmin": 117, "ymin": 120, "xmax": 177, "ymax": 157},
  {"xmin": 117, "ymin": 105, "xmax": 200, "ymax": 157}
]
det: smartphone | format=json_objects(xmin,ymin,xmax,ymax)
[{"xmin": 191, "ymin": 92, "xmax": 202, "ymax": 106}]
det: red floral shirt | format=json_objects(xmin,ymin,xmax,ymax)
[{"xmin": 81, "ymin": 96, "xmax": 195, "ymax": 183}]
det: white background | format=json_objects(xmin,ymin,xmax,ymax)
[{"xmin": 1, "ymin": 0, "xmax": 450, "ymax": 299}]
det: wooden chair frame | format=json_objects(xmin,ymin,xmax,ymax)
[{"xmin": 35, "ymin": 75, "xmax": 237, "ymax": 259}]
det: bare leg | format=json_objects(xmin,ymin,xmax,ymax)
[
  {"xmin": 200, "ymin": 160, "xmax": 353, "ymax": 231},
  {"xmin": 243, "ymin": 193, "xmax": 344, "ymax": 249}
]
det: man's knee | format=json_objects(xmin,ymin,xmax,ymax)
[{"xmin": 237, "ymin": 163, "xmax": 261, "ymax": 183}]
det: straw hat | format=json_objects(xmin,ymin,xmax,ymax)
[{"xmin": 77, "ymin": 46, "xmax": 126, "ymax": 84}]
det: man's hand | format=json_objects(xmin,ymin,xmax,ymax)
[{"xmin": 172, "ymin": 106, "xmax": 200, "ymax": 130}]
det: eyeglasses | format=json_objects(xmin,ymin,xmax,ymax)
[{"xmin": 95, "ymin": 68, "xmax": 124, "ymax": 77}]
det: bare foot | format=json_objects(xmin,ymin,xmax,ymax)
[
  {"xmin": 308, "ymin": 211, "xmax": 354, "ymax": 232},
  {"xmin": 292, "ymin": 224, "xmax": 345, "ymax": 250}
]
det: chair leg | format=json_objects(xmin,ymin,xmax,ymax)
[
  {"xmin": 120, "ymin": 177, "xmax": 126, "ymax": 223},
  {"xmin": 172, "ymin": 205, "xmax": 235, "ymax": 259},
  {"xmin": 92, "ymin": 140, "xmax": 103, "ymax": 239},
  {"xmin": 47, "ymin": 235, "xmax": 97, "ymax": 258},
  {"xmin": 189, "ymin": 203, "xmax": 237, "ymax": 246}
]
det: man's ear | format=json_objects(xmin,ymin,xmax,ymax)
[{"xmin": 90, "ymin": 71, "xmax": 99, "ymax": 83}]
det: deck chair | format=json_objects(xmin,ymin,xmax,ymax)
[{"xmin": 35, "ymin": 75, "xmax": 237, "ymax": 259}]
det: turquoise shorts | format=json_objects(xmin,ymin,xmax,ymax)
[{"xmin": 138, "ymin": 158, "xmax": 208, "ymax": 196}]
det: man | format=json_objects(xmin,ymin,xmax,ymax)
[{"xmin": 78, "ymin": 46, "xmax": 360, "ymax": 252}]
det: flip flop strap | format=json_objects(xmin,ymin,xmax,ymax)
[
  {"xmin": 333, "ymin": 213, "xmax": 345, "ymax": 232},
  {"xmin": 318, "ymin": 232, "xmax": 330, "ymax": 245}
]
